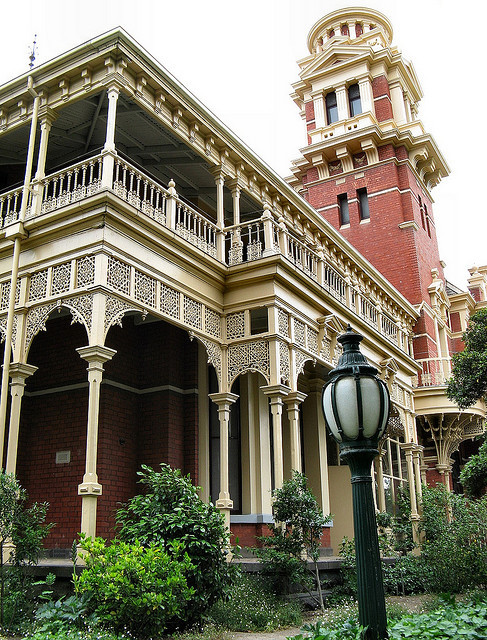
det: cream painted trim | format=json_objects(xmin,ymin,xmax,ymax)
[{"xmin": 25, "ymin": 379, "xmax": 198, "ymax": 397}]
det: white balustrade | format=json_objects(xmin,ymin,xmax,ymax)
[
  {"xmin": 360, "ymin": 296, "xmax": 379, "ymax": 328},
  {"xmin": 381, "ymin": 313, "xmax": 399, "ymax": 345},
  {"xmin": 175, "ymin": 200, "xmax": 218, "ymax": 259},
  {"xmin": 0, "ymin": 186, "xmax": 27, "ymax": 226},
  {"xmin": 39, "ymin": 156, "xmax": 104, "ymax": 215},
  {"xmin": 412, "ymin": 358, "xmax": 452, "ymax": 387},
  {"xmin": 323, "ymin": 263, "xmax": 346, "ymax": 302},
  {"xmin": 286, "ymin": 232, "xmax": 318, "ymax": 280},
  {"xmin": 113, "ymin": 158, "xmax": 167, "ymax": 225}
]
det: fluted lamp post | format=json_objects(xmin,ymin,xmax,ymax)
[{"xmin": 322, "ymin": 326, "xmax": 390, "ymax": 640}]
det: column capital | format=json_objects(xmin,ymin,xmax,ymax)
[
  {"xmin": 8, "ymin": 362, "xmax": 38, "ymax": 381},
  {"xmin": 209, "ymin": 165, "xmax": 227, "ymax": 182},
  {"xmin": 37, "ymin": 106, "xmax": 58, "ymax": 126},
  {"xmin": 284, "ymin": 390, "xmax": 307, "ymax": 407},
  {"xmin": 261, "ymin": 384, "xmax": 291, "ymax": 400},
  {"xmin": 76, "ymin": 345, "xmax": 117, "ymax": 365},
  {"xmin": 209, "ymin": 392, "xmax": 239, "ymax": 408}
]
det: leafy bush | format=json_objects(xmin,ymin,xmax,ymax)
[
  {"xmin": 255, "ymin": 471, "xmax": 330, "ymax": 607},
  {"xmin": 291, "ymin": 618, "xmax": 364, "ymax": 640},
  {"xmin": 0, "ymin": 471, "xmax": 53, "ymax": 629},
  {"xmin": 115, "ymin": 464, "xmax": 234, "ymax": 622},
  {"xmin": 460, "ymin": 437, "xmax": 487, "ymax": 498},
  {"xmin": 389, "ymin": 594, "xmax": 487, "ymax": 639},
  {"xmin": 73, "ymin": 536, "xmax": 195, "ymax": 637},
  {"xmin": 209, "ymin": 572, "xmax": 302, "ymax": 631},
  {"xmin": 419, "ymin": 485, "xmax": 487, "ymax": 592}
]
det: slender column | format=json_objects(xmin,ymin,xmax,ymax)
[
  {"xmin": 284, "ymin": 391, "xmax": 307, "ymax": 472},
  {"xmin": 412, "ymin": 446, "xmax": 423, "ymax": 503},
  {"xmin": 104, "ymin": 87, "xmax": 119, "ymax": 152},
  {"xmin": 390, "ymin": 82, "xmax": 407, "ymax": 125},
  {"xmin": 31, "ymin": 110, "xmax": 57, "ymax": 217},
  {"xmin": 402, "ymin": 443, "xmax": 421, "ymax": 545},
  {"xmin": 76, "ymin": 345, "xmax": 116, "ymax": 539},
  {"xmin": 209, "ymin": 392, "xmax": 238, "ymax": 530},
  {"xmin": 358, "ymin": 77, "xmax": 374, "ymax": 113},
  {"xmin": 375, "ymin": 450, "xmax": 386, "ymax": 512},
  {"xmin": 0, "ymin": 82, "xmax": 39, "ymax": 466},
  {"xmin": 229, "ymin": 181, "xmax": 241, "ymax": 226},
  {"xmin": 336, "ymin": 85, "xmax": 348, "ymax": 121},
  {"xmin": 313, "ymin": 94, "xmax": 326, "ymax": 128},
  {"xmin": 211, "ymin": 168, "xmax": 226, "ymax": 261},
  {"xmin": 261, "ymin": 205, "xmax": 276, "ymax": 257},
  {"xmin": 5, "ymin": 363, "xmax": 38, "ymax": 474},
  {"xmin": 101, "ymin": 86, "xmax": 119, "ymax": 188},
  {"xmin": 262, "ymin": 384, "xmax": 290, "ymax": 490}
]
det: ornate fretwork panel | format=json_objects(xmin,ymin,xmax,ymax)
[
  {"xmin": 294, "ymin": 318, "xmax": 306, "ymax": 348},
  {"xmin": 134, "ymin": 271, "xmax": 156, "ymax": 308},
  {"xmin": 183, "ymin": 296, "xmax": 202, "ymax": 330},
  {"xmin": 107, "ymin": 257, "xmax": 131, "ymax": 295},
  {"xmin": 51, "ymin": 262, "xmax": 72, "ymax": 295},
  {"xmin": 28, "ymin": 270, "xmax": 48, "ymax": 302},
  {"xmin": 279, "ymin": 339, "xmax": 290, "ymax": 384},
  {"xmin": 0, "ymin": 314, "xmax": 19, "ymax": 353},
  {"xmin": 278, "ymin": 309, "xmax": 289, "ymax": 337},
  {"xmin": 226, "ymin": 312, "xmax": 245, "ymax": 340},
  {"xmin": 307, "ymin": 326, "xmax": 319, "ymax": 355},
  {"xmin": 199, "ymin": 337, "xmax": 222, "ymax": 386},
  {"xmin": 204, "ymin": 307, "xmax": 221, "ymax": 339},
  {"xmin": 320, "ymin": 336, "xmax": 332, "ymax": 363},
  {"xmin": 64, "ymin": 294, "xmax": 94, "ymax": 335},
  {"xmin": 104, "ymin": 295, "xmax": 138, "ymax": 336},
  {"xmin": 25, "ymin": 302, "xmax": 58, "ymax": 352},
  {"xmin": 160, "ymin": 283, "xmax": 180, "ymax": 319},
  {"xmin": 76, "ymin": 256, "xmax": 96, "ymax": 288},
  {"xmin": 228, "ymin": 340, "xmax": 270, "ymax": 387},
  {"xmin": 0, "ymin": 280, "xmax": 21, "ymax": 311},
  {"xmin": 295, "ymin": 348, "xmax": 311, "ymax": 379}
]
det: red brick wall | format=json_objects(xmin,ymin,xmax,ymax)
[
  {"xmin": 307, "ymin": 155, "xmax": 444, "ymax": 307},
  {"xmin": 17, "ymin": 313, "xmax": 199, "ymax": 548},
  {"xmin": 372, "ymin": 75, "xmax": 393, "ymax": 121}
]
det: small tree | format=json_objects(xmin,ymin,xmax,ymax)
[
  {"xmin": 115, "ymin": 464, "xmax": 234, "ymax": 626},
  {"xmin": 447, "ymin": 308, "xmax": 487, "ymax": 409},
  {"xmin": 256, "ymin": 471, "xmax": 331, "ymax": 610},
  {"xmin": 0, "ymin": 472, "xmax": 53, "ymax": 628}
]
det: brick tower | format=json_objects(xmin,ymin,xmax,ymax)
[{"xmin": 288, "ymin": 7, "xmax": 450, "ymax": 364}]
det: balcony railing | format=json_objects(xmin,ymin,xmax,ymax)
[
  {"xmin": 0, "ymin": 151, "xmax": 411, "ymax": 353},
  {"xmin": 412, "ymin": 357, "xmax": 452, "ymax": 387}
]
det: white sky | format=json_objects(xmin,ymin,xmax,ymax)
[{"xmin": 1, "ymin": 0, "xmax": 485, "ymax": 290}]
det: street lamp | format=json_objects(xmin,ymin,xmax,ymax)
[{"xmin": 322, "ymin": 326, "xmax": 390, "ymax": 640}]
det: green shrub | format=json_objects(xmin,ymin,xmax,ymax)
[
  {"xmin": 255, "ymin": 471, "xmax": 330, "ymax": 607},
  {"xmin": 0, "ymin": 471, "xmax": 53, "ymax": 630},
  {"xmin": 460, "ymin": 438, "xmax": 487, "ymax": 498},
  {"xmin": 209, "ymin": 573, "xmax": 302, "ymax": 631},
  {"xmin": 115, "ymin": 464, "xmax": 234, "ymax": 622},
  {"xmin": 73, "ymin": 536, "xmax": 195, "ymax": 637},
  {"xmin": 419, "ymin": 485, "xmax": 487, "ymax": 593}
]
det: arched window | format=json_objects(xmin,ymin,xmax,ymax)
[
  {"xmin": 348, "ymin": 83, "xmax": 362, "ymax": 117},
  {"xmin": 326, "ymin": 91, "xmax": 338, "ymax": 124}
]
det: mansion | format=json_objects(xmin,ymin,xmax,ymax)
[{"xmin": 0, "ymin": 7, "xmax": 485, "ymax": 554}]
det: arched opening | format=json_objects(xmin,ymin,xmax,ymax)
[{"xmin": 18, "ymin": 310, "xmax": 89, "ymax": 549}]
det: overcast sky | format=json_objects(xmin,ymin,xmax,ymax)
[{"xmin": 1, "ymin": 0, "xmax": 485, "ymax": 290}]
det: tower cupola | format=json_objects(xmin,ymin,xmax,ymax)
[{"xmin": 307, "ymin": 7, "xmax": 393, "ymax": 54}]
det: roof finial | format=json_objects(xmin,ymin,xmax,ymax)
[{"xmin": 28, "ymin": 34, "xmax": 37, "ymax": 69}]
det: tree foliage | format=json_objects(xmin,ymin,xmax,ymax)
[
  {"xmin": 447, "ymin": 308, "xmax": 487, "ymax": 409},
  {"xmin": 255, "ymin": 471, "xmax": 330, "ymax": 608},
  {"xmin": 115, "ymin": 463, "xmax": 234, "ymax": 624},
  {"xmin": 0, "ymin": 472, "xmax": 53, "ymax": 629},
  {"xmin": 459, "ymin": 437, "xmax": 487, "ymax": 498}
]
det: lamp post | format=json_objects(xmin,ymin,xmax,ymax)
[{"xmin": 322, "ymin": 326, "xmax": 389, "ymax": 640}]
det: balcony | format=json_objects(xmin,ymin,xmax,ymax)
[
  {"xmin": 412, "ymin": 357, "xmax": 451, "ymax": 388},
  {"xmin": 0, "ymin": 151, "xmax": 411, "ymax": 354}
]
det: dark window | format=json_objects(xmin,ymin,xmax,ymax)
[
  {"xmin": 250, "ymin": 308, "xmax": 268, "ymax": 334},
  {"xmin": 348, "ymin": 83, "xmax": 362, "ymax": 116},
  {"xmin": 338, "ymin": 193, "xmax": 350, "ymax": 225},
  {"xmin": 357, "ymin": 187, "xmax": 370, "ymax": 220},
  {"xmin": 326, "ymin": 91, "xmax": 338, "ymax": 124}
]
